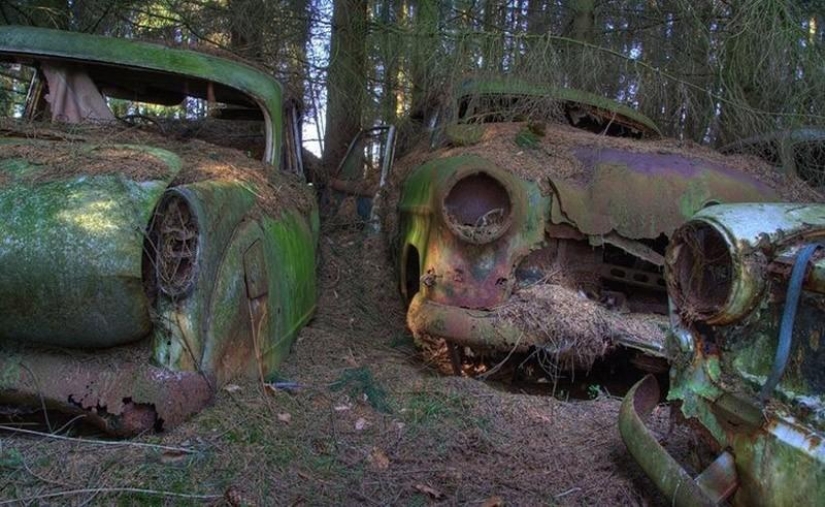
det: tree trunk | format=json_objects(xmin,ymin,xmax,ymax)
[
  {"xmin": 408, "ymin": 0, "xmax": 438, "ymax": 124},
  {"xmin": 569, "ymin": 0, "xmax": 595, "ymax": 45},
  {"xmin": 228, "ymin": 0, "xmax": 267, "ymax": 60},
  {"xmin": 322, "ymin": 0, "xmax": 368, "ymax": 172}
]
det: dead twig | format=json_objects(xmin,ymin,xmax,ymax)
[
  {"xmin": 0, "ymin": 425, "xmax": 199, "ymax": 454},
  {"xmin": 0, "ymin": 488, "xmax": 221, "ymax": 505}
]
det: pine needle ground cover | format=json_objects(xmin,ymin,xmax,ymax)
[{"xmin": 0, "ymin": 224, "xmax": 697, "ymax": 506}]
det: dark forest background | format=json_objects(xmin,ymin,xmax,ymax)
[{"xmin": 2, "ymin": 0, "xmax": 824, "ymax": 171}]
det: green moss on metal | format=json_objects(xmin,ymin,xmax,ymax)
[
  {"xmin": 151, "ymin": 180, "xmax": 317, "ymax": 383},
  {"xmin": 0, "ymin": 26, "xmax": 284, "ymax": 166},
  {"xmin": 0, "ymin": 142, "xmax": 181, "ymax": 348},
  {"xmin": 457, "ymin": 78, "xmax": 661, "ymax": 137},
  {"xmin": 445, "ymin": 124, "xmax": 485, "ymax": 146}
]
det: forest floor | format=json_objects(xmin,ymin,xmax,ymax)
[{"xmin": 0, "ymin": 221, "xmax": 699, "ymax": 507}]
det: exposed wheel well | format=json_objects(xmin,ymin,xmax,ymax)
[{"xmin": 403, "ymin": 245, "xmax": 421, "ymax": 306}]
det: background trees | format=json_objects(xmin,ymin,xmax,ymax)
[{"xmin": 2, "ymin": 0, "xmax": 824, "ymax": 169}]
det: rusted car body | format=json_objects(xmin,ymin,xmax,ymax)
[
  {"xmin": 620, "ymin": 204, "xmax": 825, "ymax": 506},
  {"xmin": 389, "ymin": 79, "xmax": 789, "ymax": 373},
  {"xmin": 0, "ymin": 27, "xmax": 317, "ymax": 435}
]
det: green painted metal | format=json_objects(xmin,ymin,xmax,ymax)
[
  {"xmin": 0, "ymin": 25, "xmax": 284, "ymax": 167},
  {"xmin": 152, "ymin": 180, "xmax": 317, "ymax": 383},
  {"xmin": 618, "ymin": 375, "xmax": 718, "ymax": 507},
  {"xmin": 0, "ymin": 29, "xmax": 318, "ymax": 434},
  {"xmin": 457, "ymin": 77, "xmax": 662, "ymax": 136},
  {"xmin": 646, "ymin": 204, "xmax": 825, "ymax": 506},
  {"xmin": 0, "ymin": 140, "xmax": 181, "ymax": 347}
]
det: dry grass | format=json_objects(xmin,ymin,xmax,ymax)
[
  {"xmin": 493, "ymin": 284, "xmax": 665, "ymax": 372},
  {"xmin": 0, "ymin": 222, "xmax": 695, "ymax": 506}
]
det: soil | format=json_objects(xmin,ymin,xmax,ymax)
[{"xmin": 0, "ymin": 221, "xmax": 699, "ymax": 506}]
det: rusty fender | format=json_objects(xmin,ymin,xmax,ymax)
[
  {"xmin": 0, "ymin": 346, "xmax": 213, "ymax": 436},
  {"xmin": 619, "ymin": 375, "xmax": 737, "ymax": 507}
]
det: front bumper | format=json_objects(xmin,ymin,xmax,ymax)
[
  {"xmin": 407, "ymin": 292, "xmax": 536, "ymax": 352},
  {"xmin": 619, "ymin": 375, "xmax": 736, "ymax": 507},
  {"xmin": 407, "ymin": 291, "xmax": 667, "ymax": 358},
  {"xmin": 0, "ymin": 342, "xmax": 213, "ymax": 436}
]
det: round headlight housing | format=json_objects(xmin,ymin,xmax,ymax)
[
  {"xmin": 667, "ymin": 219, "xmax": 765, "ymax": 325},
  {"xmin": 442, "ymin": 171, "xmax": 514, "ymax": 244}
]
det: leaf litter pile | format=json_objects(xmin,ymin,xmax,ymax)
[{"xmin": 0, "ymin": 211, "xmax": 700, "ymax": 506}]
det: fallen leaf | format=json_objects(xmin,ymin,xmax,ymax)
[
  {"xmin": 343, "ymin": 350, "xmax": 359, "ymax": 367},
  {"xmin": 277, "ymin": 413, "xmax": 292, "ymax": 424},
  {"xmin": 159, "ymin": 450, "xmax": 189, "ymax": 465},
  {"xmin": 225, "ymin": 486, "xmax": 257, "ymax": 507},
  {"xmin": 223, "ymin": 384, "xmax": 242, "ymax": 393},
  {"xmin": 354, "ymin": 417, "xmax": 369, "ymax": 431},
  {"xmin": 482, "ymin": 495, "xmax": 505, "ymax": 507},
  {"xmin": 414, "ymin": 484, "xmax": 444, "ymax": 500},
  {"xmin": 367, "ymin": 447, "xmax": 390, "ymax": 470},
  {"xmin": 334, "ymin": 403, "xmax": 353, "ymax": 412}
]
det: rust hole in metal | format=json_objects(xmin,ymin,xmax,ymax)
[
  {"xmin": 669, "ymin": 222, "xmax": 732, "ymax": 321},
  {"xmin": 443, "ymin": 172, "xmax": 513, "ymax": 244},
  {"xmin": 146, "ymin": 194, "xmax": 200, "ymax": 298}
]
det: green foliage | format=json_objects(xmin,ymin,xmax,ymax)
[
  {"xmin": 1, "ymin": 0, "xmax": 823, "ymax": 162},
  {"xmin": 0, "ymin": 446, "xmax": 23, "ymax": 469},
  {"xmin": 515, "ymin": 126, "xmax": 541, "ymax": 149},
  {"xmin": 587, "ymin": 384, "xmax": 601, "ymax": 399},
  {"xmin": 330, "ymin": 366, "xmax": 392, "ymax": 413}
]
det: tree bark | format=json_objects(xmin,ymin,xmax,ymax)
[{"xmin": 323, "ymin": 0, "xmax": 368, "ymax": 172}]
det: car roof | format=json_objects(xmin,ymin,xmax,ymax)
[
  {"xmin": 0, "ymin": 25, "xmax": 284, "ymax": 163},
  {"xmin": 457, "ymin": 77, "xmax": 662, "ymax": 138}
]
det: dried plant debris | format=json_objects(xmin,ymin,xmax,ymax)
[
  {"xmin": 493, "ymin": 284, "xmax": 665, "ymax": 371},
  {"xmin": 390, "ymin": 121, "xmax": 824, "ymax": 204},
  {"xmin": 0, "ymin": 224, "xmax": 694, "ymax": 506},
  {"xmin": 0, "ymin": 119, "xmax": 314, "ymax": 217}
]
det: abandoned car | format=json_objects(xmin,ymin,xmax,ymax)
[
  {"xmin": 0, "ymin": 27, "xmax": 317, "ymax": 435},
  {"xmin": 355, "ymin": 79, "xmax": 817, "ymax": 375},
  {"xmin": 621, "ymin": 204, "xmax": 825, "ymax": 506}
]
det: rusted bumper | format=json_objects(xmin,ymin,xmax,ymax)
[
  {"xmin": 0, "ymin": 344, "xmax": 213, "ymax": 436},
  {"xmin": 407, "ymin": 292, "xmax": 536, "ymax": 352},
  {"xmin": 619, "ymin": 375, "xmax": 738, "ymax": 507},
  {"xmin": 407, "ymin": 292, "xmax": 666, "ymax": 357}
]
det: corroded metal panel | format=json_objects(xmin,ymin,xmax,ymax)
[
  {"xmin": 622, "ymin": 204, "xmax": 825, "ymax": 506},
  {"xmin": 0, "ymin": 344, "xmax": 212, "ymax": 436},
  {"xmin": 550, "ymin": 149, "xmax": 778, "ymax": 239}
]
